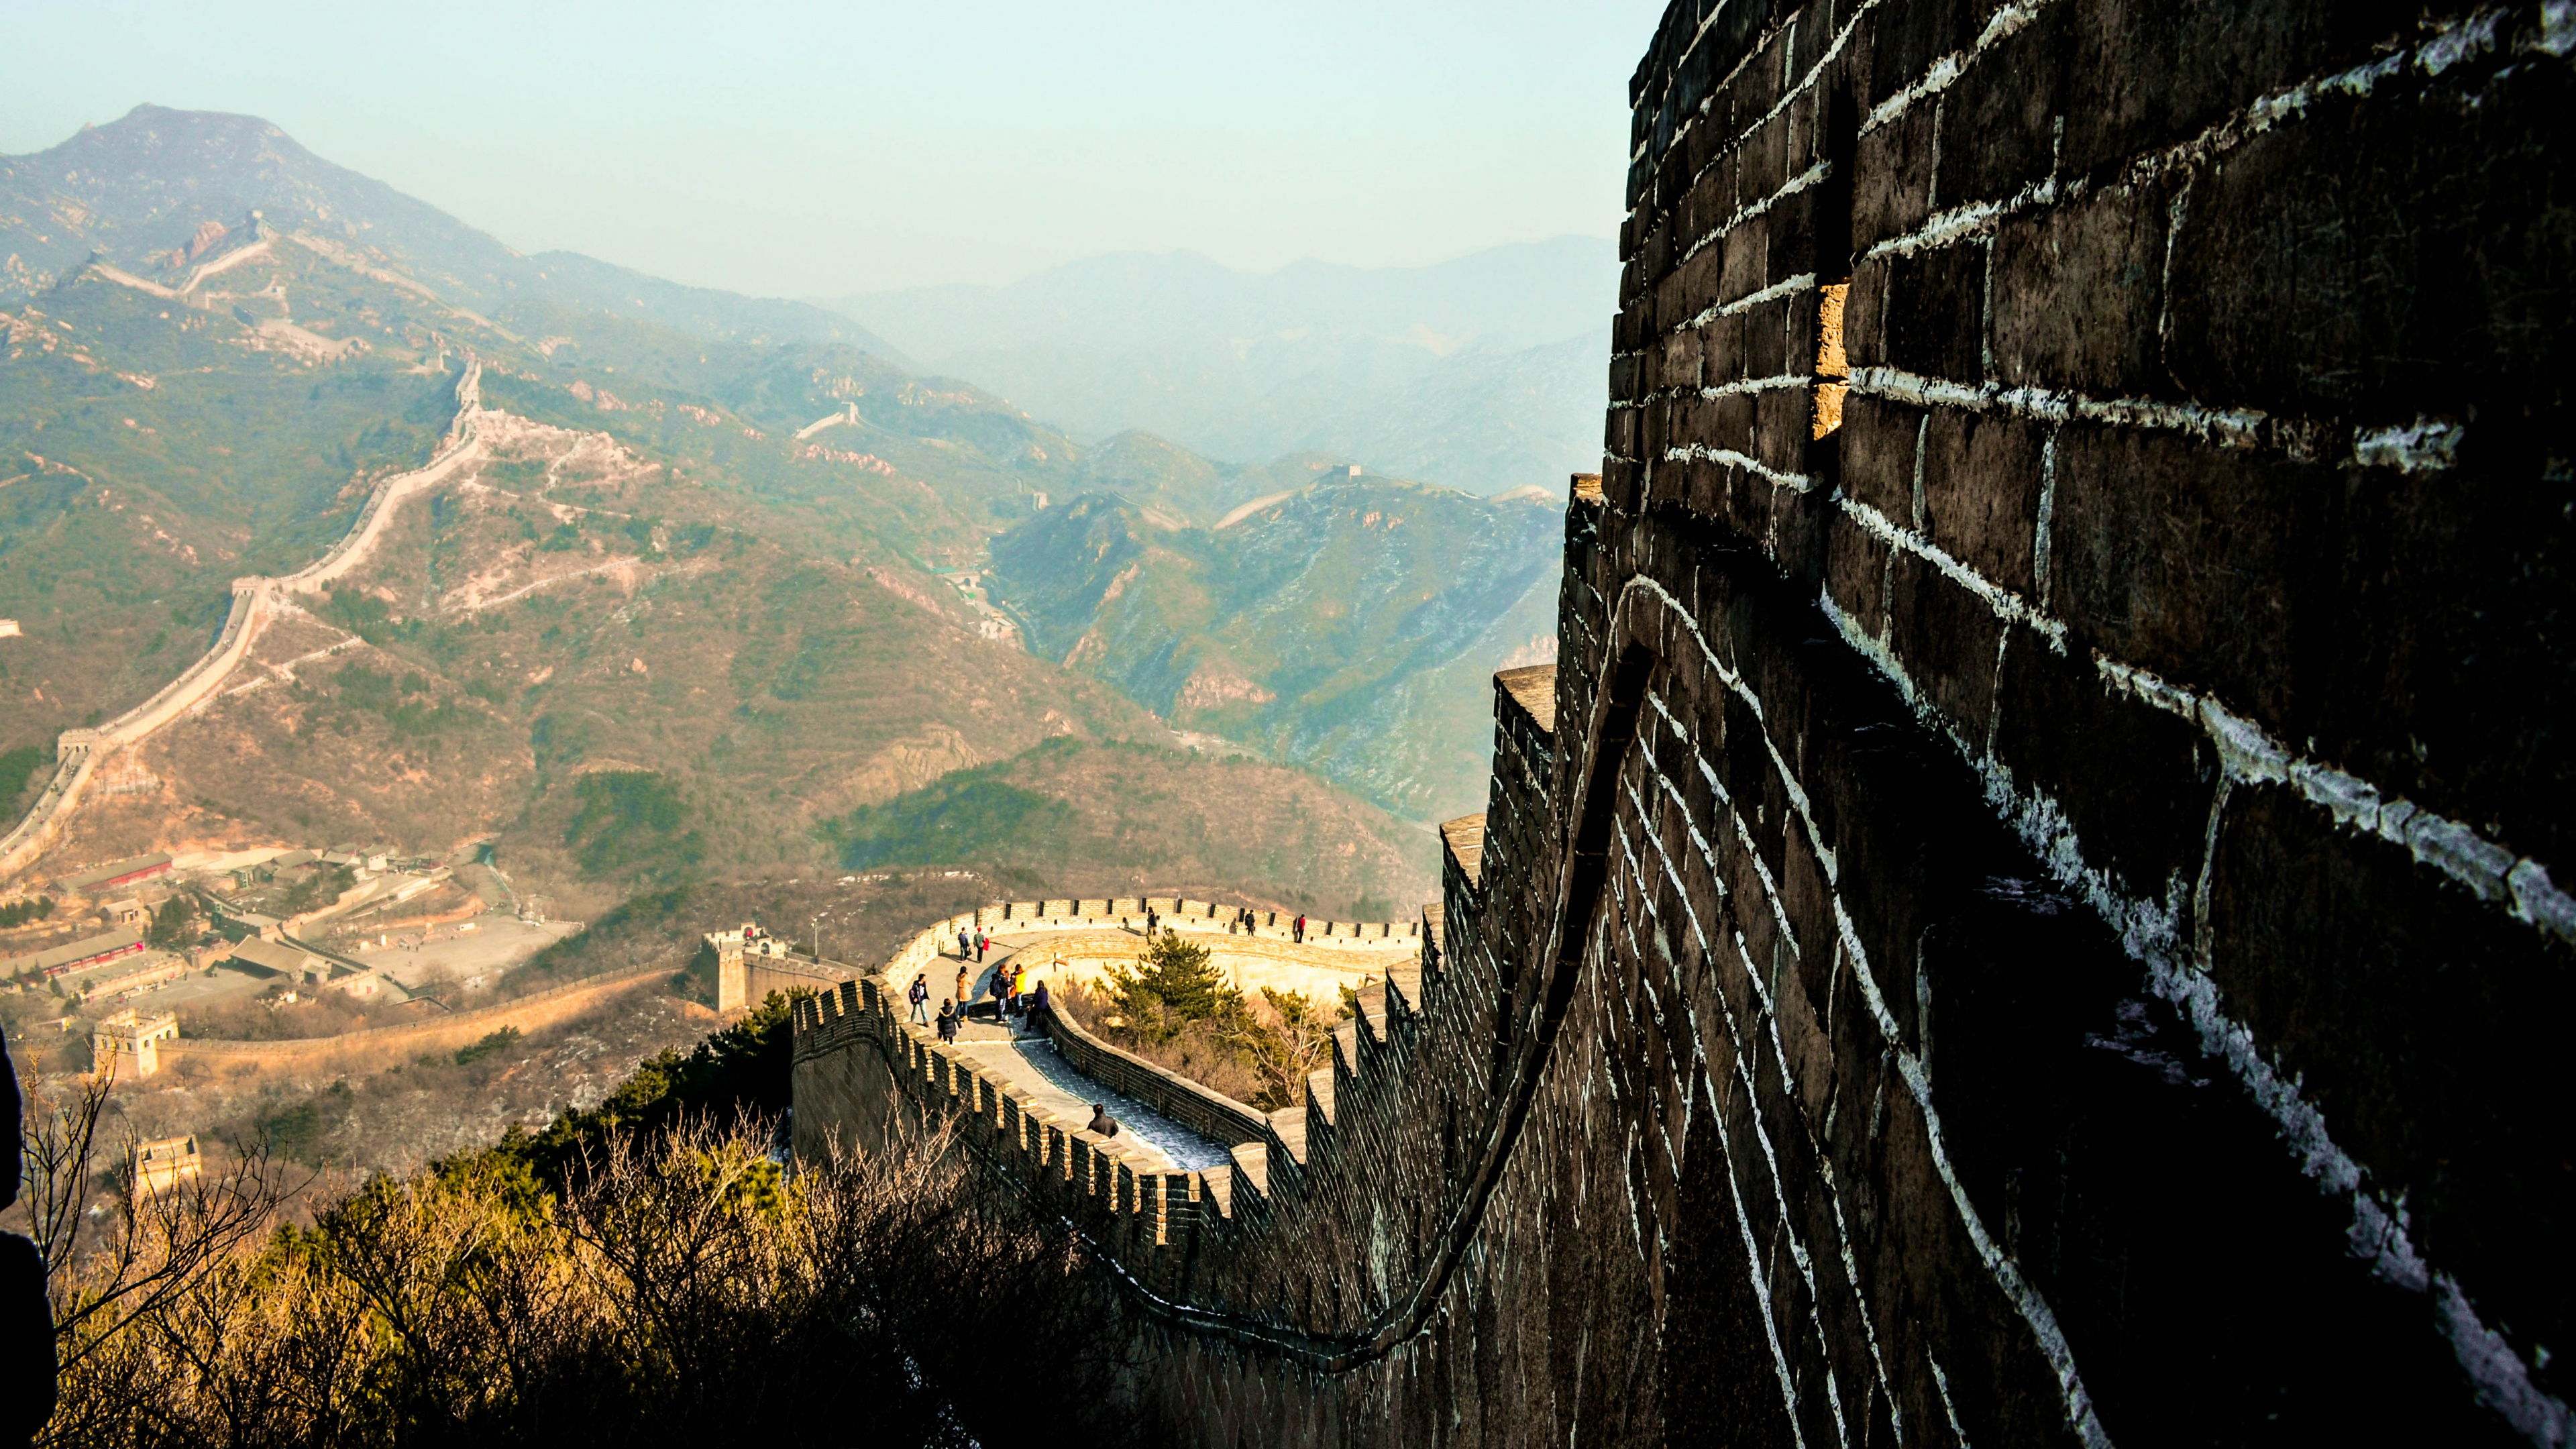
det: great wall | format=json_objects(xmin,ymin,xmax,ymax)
[
  {"xmin": 0, "ymin": 358, "xmax": 489, "ymax": 881},
  {"xmin": 790, "ymin": 1, "xmax": 2575, "ymax": 1442}
]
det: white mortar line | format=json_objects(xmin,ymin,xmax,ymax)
[
  {"xmin": 1680, "ymin": 272, "xmax": 1822, "ymax": 330},
  {"xmin": 1680, "ymin": 164, "xmax": 1831, "ymax": 266},
  {"xmin": 1619, "ymin": 574, "xmax": 2114, "ymax": 1447},
  {"xmin": 1662, "ymin": 443, "xmax": 1813, "ymax": 492},
  {"xmin": 2095, "ymin": 657, "xmax": 2576, "ymax": 946},
  {"xmin": 1863, "ymin": 0, "xmax": 2057, "ymax": 136}
]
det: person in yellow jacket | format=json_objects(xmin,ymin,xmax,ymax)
[{"xmin": 1009, "ymin": 962, "xmax": 1032, "ymax": 1018}]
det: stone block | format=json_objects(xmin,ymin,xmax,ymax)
[
  {"xmin": 1919, "ymin": 405, "xmax": 2045, "ymax": 596},
  {"xmin": 1823, "ymin": 507, "xmax": 1891, "ymax": 638},
  {"xmin": 2204, "ymin": 782, "xmax": 2574, "ymax": 1385},
  {"xmin": 2046, "ymin": 423, "xmax": 2326, "ymax": 730},
  {"xmin": 2167, "ymin": 67, "xmax": 2575, "ymax": 419},
  {"xmin": 1838, "ymin": 390, "xmax": 1921, "ymax": 523},
  {"xmin": 1882, "ymin": 240, "xmax": 1986, "ymax": 382},
  {"xmin": 1886, "ymin": 549, "xmax": 2006, "ymax": 741},
  {"xmin": 1990, "ymin": 622, "xmax": 2216, "ymax": 900},
  {"xmin": 1854, "ymin": 103, "xmax": 1935, "ymax": 255},
  {"xmin": 1934, "ymin": 2, "xmax": 2070, "ymax": 207},
  {"xmin": 1844, "ymin": 251, "xmax": 1890, "ymax": 369},
  {"xmin": 1721, "ymin": 221, "xmax": 1770, "ymax": 309},
  {"xmin": 1864, "ymin": 0, "xmax": 1972, "ymax": 105},
  {"xmin": 2057, "ymin": 0, "xmax": 2417, "ymax": 179},
  {"xmin": 1739, "ymin": 294, "xmax": 1792, "ymax": 380},
  {"xmin": 1990, "ymin": 177, "xmax": 2169, "ymax": 396}
]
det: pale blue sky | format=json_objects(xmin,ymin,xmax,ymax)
[{"xmin": 0, "ymin": 1, "xmax": 1666, "ymax": 297}]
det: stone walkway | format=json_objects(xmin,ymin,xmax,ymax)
[{"xmin": 890, "ymin": 935, "xmax": 1234, "ymax": 1173}]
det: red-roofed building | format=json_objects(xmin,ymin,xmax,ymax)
[{"xmin": 59, "ymin": 852, "xmax": 174, "ymax": 894}]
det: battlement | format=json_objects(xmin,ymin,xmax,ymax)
[
  {"xmin": 792, "ymin": 0, "xmax": 2569, "ymax": 1435},
  {"xmin": 93, "ymin": 1008, "xmax": 179, "ymax": 1081}
]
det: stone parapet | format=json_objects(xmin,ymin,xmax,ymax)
[{"xmin": 796, "ymin": 1, "xmax": 2571, "ymax": 1438}]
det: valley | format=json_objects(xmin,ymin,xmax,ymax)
[{"xmin": 0, "ymin": 104, "xmax": 1572, "ymax": 1190}]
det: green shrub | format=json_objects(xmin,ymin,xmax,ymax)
[{"xmin": 453, "ymin": 1026, "xmax": 523, "ymax": 1066}]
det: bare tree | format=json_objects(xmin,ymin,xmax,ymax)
[{"xmin": 20, "ymin": 1064, "xmax": 283, "ymax": 1447}]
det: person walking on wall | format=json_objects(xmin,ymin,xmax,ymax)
[
  {"xmin": 990, "ymin": 966, "xmax": 1010, "ymax": 1021},
  {"xmin": 1028, "ymin": 979, "xmax": 1054, "ymax": 1034},
  {"xmin": 955, "ymin": 965, "xmax": 971, "ymax": 1019},
  {"xmin": 975, "ymin": 930, "xmax": 988, "ymax": 963},
  {"xmin": 1144, "ymin": 905, "xmax": 1158, "ymax": 938},
  {"xmin": 957, "ymin": 926, "xmax": 971, "ymax": 958},
  {"xmin": 1293, "ymin": 913, "xmax": 1305, "ymax": 945},
  {"xmin": 907, "ymin": 973, "xmax": 930, "ymax": 1025},
  {"xmin": 936, "ymin": 998, "xmax": 959, "ymax": 1043}
]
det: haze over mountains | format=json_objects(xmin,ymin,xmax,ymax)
[
  {"xmin": 0, "ymin": 105, "xmax": 1587, "ymax": 920},
  {"xmin": 828, "ymin": 239, "xmax": 1615, "ymax": 494}
]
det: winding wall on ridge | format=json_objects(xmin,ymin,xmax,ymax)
[{"xmin": 792, "ymin": 1, "xmax": 2571, "ymax": 1441}]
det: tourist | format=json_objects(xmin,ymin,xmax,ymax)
[
  {"xmin": 906, "ymin": 973, "xmax": 930, "ymax": 1025},
  {"xmin": 1293, "ymin": 913, "xmax": 1305, "ymax": 944},
  {"xmin": 1028, "ymin": 979, "xmax": 1054, "ymax": 1034},
  {"xmin": 955, "ymin": 964, "xmax": 971, "ymax": 1018},
  {"xmin": 975, "ymin": 929, "xmax": 989, "ymax": 962},
  {"xmin": 1144, "ymin": 905, "xmax": 1158, "ymax": 938},
  {"xmin": 1010, "ymin": 961, "xmax": 1032, "ymax": 1019},
  {"xmin": 1088, "ymin": 1103, "xmax": 1121, "ymax": 1139},
  {"xmin": 990, "ymin": 966, "xmax": 1010, "ymax": 1020},
  {"xmin": 935, "ymin": 998, "xmax": 958, "ymax": 1042},
  {"xmin": 957, "ymin": 926, "xmax": 971, "ymax": 957}
]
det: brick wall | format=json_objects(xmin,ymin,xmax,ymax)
[{"xmin": 792, "ymin": 2, "xmax": 2571, "ymax": 1442}]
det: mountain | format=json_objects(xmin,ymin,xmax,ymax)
[
  {"xmin": 0, "ymin": 105, "xmax": 912, "ymax": 358},
  {"xmin": 987, "ymin": 477, "xmax": 1566, "ymax": 822},
  {"xmin": 824, "ymin": 239, "xmax": 1617, "ymax": 494},
  {"xmin": 0, "ymin": 107, "xmax": 1439, "ymax": 914}
]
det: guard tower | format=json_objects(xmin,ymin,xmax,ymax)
[{"xmin": 93, "ymin": 1009, "xmax": 179, "ymax": 1081}]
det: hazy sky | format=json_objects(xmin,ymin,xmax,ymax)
[{"xmin": 0, "ymin": 1, "xmax": 1664, "ymax": 297}]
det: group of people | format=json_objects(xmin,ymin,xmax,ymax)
[{"xmin": 906, "ymin": 941, "xmax": 1055, "ymax": 1043}]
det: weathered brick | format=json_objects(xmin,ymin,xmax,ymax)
[
  {"xmin": 1837, "ymin": 390, "xmax": 1921, "ymax": 522},
  {"xmin": 1990, "ymin": 177, "xmax": 2169, "ymax": 396},
  {"xmin": 1709, "ymin": 308, "xmax": 1748, "ymax": 382},
  {"xmin": 1886, "ymin": 549, "xmax": 2006, "ymax": 740},
  {"xmin": 1864, "ymin": 0, "xmax": 1971, "ymax": 105},
  {"xmin": 2204, "ymin": 784, "xmax": 2575, "ymax": 1387},
  {"xmin": 1882, "ymin": 239, "xmax": 1987, "ymax": 381},
  {"xmin": 1740, "ymin": 294, "xmax": 1792, "ymax": 379},
  {"xmin": 1843, "ymin": 250, "xmax": 1892, "ymax": 369},
  {"xmin": 2047, "ymin": 423, "xmax": 2326, "ymax": 729},
  {"xmin": 2057, "ymin": 0, "xmax": 2418, "ymax": 178},
  {"xmin": 1720, "ymin": 221, "xmax": 1770, "ymax": 309},
  {"xmin": 1935, "ymin": 3, "xmax": 2071, "ymax": 207},
  {"xmin": 2292, "ymin": 435, "xmax": 2576, "ymax": 887},
  {"xmin": 2167, "ymin": 66, "xmax": 2576, "ymax": 417},
  {"xmin": 1853, "ymin": 103, "xmax": 1935, "ymax": 254},
  {"xmin": 1919, "ymin": 406, "xmax": 2044, "ymax": 596},
  {"xmin": 1990, "ymin": 621, "xmax": 2216, "ymax": 899},
  {"xmin": 1823, "ymin": 506, "xmax": 1892, "ymax": 637}
]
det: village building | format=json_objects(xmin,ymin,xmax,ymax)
[
  {"xmin": 225, "ymin": 936, "xmax": 318, "ymax": 979},
  {"xmin": 0, "ymin": 926, "xmax": 145, "ymax": 981},
  {"xmin": 58, "ymin": 852, "xmax": 174, "ymax": 895},
  {"xmin": 64, "ymin": 954, "xmax": 189, "ymax": 1002}
]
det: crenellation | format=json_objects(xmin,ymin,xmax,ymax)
[{"xmin": 785, "ymin": 7, "xmax": 2564, "ymax": 1425}]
